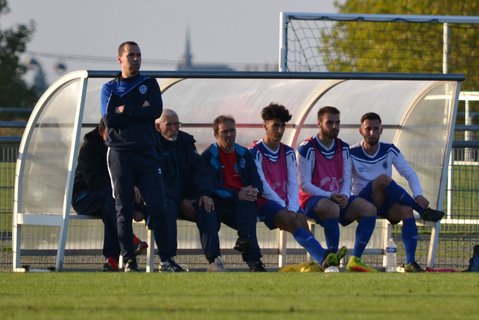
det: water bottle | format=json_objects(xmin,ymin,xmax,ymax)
[{"xmin": 385, "ymin": 238, "xmax": 397, "ymax": 272}]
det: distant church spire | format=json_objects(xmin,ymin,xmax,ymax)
[
  {"xmin": 176, "ymin": 27, "xmax": 234, "ymax": 71},
  {"xmin": 181, "ymin": 28, "xmax": 193, "ymax": 68}
]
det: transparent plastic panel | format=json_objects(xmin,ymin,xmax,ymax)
[
  {"xmin": 296, "ymin": 80, "xmax": 433, "ymax": 147},
  {"xmin": 395, "ymin": 81, "xmax": 458, "ymax": 207},
  {"xmin": 161, "ymin": 78, "xmax": 338, "ymax": 151},
  {"xmin": 82, "ymin": 78, "xmax": 105, "ymax": 125},
  {"xmin": 162, "ymin": 78, "xmax": 335, "ymax": 123},
  {"xmin": 80, "ymin": 77, "xmax": 443, "ymax": 155},
  {"xmin": 21, "ymin": 79, "xmax": 81, "ymax": 214}
]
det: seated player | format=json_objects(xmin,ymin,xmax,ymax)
[
  {"xmin": 249, "ymin": 103, "xmax": 343, "ymax": 268},
  {"xmin": 350, "ymin": 112, "xmax": 444, "ymax": 272},
  {"xmin": 297, "ymin": 106, "xmax": 378, "ymax": 272}
]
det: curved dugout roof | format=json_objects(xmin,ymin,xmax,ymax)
[{"xmin": 14, "ymin": 71, "xmax": 463, "ymax": 219}]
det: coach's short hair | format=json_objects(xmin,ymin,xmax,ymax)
[{"xmin": 118, "ymin": 41, "xmax": 139, "ymax": 56}]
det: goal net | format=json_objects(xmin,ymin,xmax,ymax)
[{"xmin": 279, "ymin": 13, "xmax": 479, "ymax": 90}]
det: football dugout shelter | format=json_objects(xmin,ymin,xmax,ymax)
[{"xmin": 12, "ymin": 70, "xmax": 463, "ymax": 272}]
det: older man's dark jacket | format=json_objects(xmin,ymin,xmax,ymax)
[{"xmin": 158, "ymin": 130, "xmax": 213, "ymax": 204}]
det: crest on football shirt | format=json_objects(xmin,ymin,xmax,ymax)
[{"xmin": 139, "ymin": 85, "xmax": 148, "ymax": 94}]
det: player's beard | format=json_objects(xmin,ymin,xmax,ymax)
[
  {"xmin": 323, "ymin": 128, "xmax": 339, "ymax": 139},
  {"xmin": 366, "ymin": 136, "xmax": 379, "ymax": 146}
]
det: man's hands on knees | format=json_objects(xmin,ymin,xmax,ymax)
[
  {"xmin": 198, "ymin": 195, "xmax": 215, "ymax": 213},
  {"xmin": 238, "ymin": 185, "xmax": 259, "ymax": 202},
  {"xmin": 330, "ymin": 193, "xmax": 348, "ymax": 208}
]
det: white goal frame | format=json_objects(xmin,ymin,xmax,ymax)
[{"xmin": 279, "ymin": 12, "xmax": 479, "ymax": 73}]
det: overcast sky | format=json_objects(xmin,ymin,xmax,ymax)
[{"xmin": 3, "ymin": 0, "xmax": 336, "ymax": 83}]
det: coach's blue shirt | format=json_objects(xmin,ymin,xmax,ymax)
[{"xmin": 101, "ymin": 73, "xmax": 163, "ymax": 150}]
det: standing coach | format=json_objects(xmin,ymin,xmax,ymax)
[{"xmin": 101, "ymin": 41, "xmax": 166, "ymax": 272}]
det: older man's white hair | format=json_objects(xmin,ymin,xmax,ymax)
[{"xmin": 156, "ymin": 108, "xmax": 178, "ymax": 124}]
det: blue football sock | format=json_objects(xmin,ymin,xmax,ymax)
[
  {"xmin": 352, "ymin": 215, "xmax": 377, "ymax": 258},
  {"xmin": 402, "ymin": 217, "xmax": 418, "ymax": 264},
  {"xmin": 323, "ymin": 218, "xmax": 340, "ymax": 252},
  {"xmin": 292, "ymin": 227, "xmax": 326, "ymax": 263},
  {"xmin": 384, "ymin": 180, "xmax": 423, "ymax": 213}
]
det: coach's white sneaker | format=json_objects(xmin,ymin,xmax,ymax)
[{"xmin": 207, "ymin": 257, "xmax": 228, "ymax": 272}]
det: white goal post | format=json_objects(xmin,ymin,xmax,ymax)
[{"xmin": 278, "ymin": 12, "xmax": 479, "ymax": 73}]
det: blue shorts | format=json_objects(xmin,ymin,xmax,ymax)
[
  {"xmin": 256, "ymin": 200, "xmax": 284, "ymax": 230},
  {"xmin": 357, "ymin": 181, "xmax": 390, "ymax": 218},
  {"xmin": 304, "ymin": 195, "xmax": 357, "ymax": 226}
]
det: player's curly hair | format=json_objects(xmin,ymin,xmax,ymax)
[{"xmin": 261, "ymin": 102, "xmax": 292, "ymax": 122}]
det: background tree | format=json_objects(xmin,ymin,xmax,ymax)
[
  {"xmin": 0, "ymin": 0, "xmax": 37, "ymax": 120},
  {"xmin": 321, "ymin": 0, "xmax": 479, "ymax": 91}
]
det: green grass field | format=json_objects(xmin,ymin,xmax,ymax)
[
  {"xmin": 1, "ymin": 161, "xmax": 15, "ymax": 233},
  {"xmin": 1, "ymin": 272, "xmax": 478, "ymax": 320}
]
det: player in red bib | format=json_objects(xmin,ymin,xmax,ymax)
[
  {"xmin": 297, "ymin": 106, "xmax": 378, "ymax": 272},
  {"xmin": 249, "ymin": 103, "xmax": 342, "ymax": 268}
]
